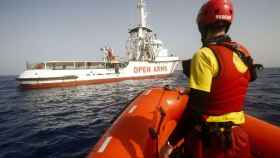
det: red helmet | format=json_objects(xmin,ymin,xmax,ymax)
[{"xmin": 197, "ymin": 0, "xmax": 234, "ymax": 34}]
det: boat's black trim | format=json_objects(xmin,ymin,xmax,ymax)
[{"xmin": 16, "ymin": 75, "xmax": 78, "ymax": 81}]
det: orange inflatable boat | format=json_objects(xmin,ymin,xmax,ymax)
[{"xmin": 87, "ymin": 86, "xmax": 280, "ymax": 158}]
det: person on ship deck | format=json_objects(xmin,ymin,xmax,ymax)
[{"xmin": 160, "ymin": 0, "xmax": 262, "ymax": 157}]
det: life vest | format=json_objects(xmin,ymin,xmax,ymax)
[{"xmin": 203, "ymin": 42, "xmax": 251, "ymax": 116}]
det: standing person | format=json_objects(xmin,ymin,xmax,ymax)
[{"xmin": 160, "ymin": 0, "xmax": 261, "ymax": 157}]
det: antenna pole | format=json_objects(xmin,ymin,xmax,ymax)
[{"xmin": 137, "ymin": 0, "xmax": 146, "ymax": 38}]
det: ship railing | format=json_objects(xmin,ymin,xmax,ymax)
[{"xmin": 25, "ymin": 61, "xmax": 129, "ymax": 70}]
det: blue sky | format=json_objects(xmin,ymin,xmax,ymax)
[{"xmin": 0, "ymin": 0, "xmax": 279, "ymax": 75}]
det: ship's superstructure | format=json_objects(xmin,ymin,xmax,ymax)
[
  {"xmin": 126, "ymin": 0, "xmax": 173, "ymax": 62},
  {"xmin": 16, "ymin": 0, "xmax": 179, "ymax": 89}
]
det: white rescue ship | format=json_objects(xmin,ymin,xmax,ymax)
[{"xmin": 16, "ymin": 0, "xmax": 179, "ymax": 89}]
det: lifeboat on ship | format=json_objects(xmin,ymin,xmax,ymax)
[{"xmin": 87, "ymin": 86, "xmax": 280, "ymax": 158}]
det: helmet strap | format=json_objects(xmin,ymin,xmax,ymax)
[{"xmin": 202, "ymin": 35, "xmax": 232, "ymax": 47}]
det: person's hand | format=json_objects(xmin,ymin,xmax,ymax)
[{"xmin": 159, "ymin": 142, "xmax": 173, "ymax": 158}]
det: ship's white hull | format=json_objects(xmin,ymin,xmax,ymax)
[
  {"xmin": 17, "ymin": 0, "xmax": 181, "ymax": 89},
  {"xmin": 17, "ymin": 60, "xmax": 178, "ymax": 89}
]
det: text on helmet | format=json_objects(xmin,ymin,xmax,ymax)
[{"xmin": 216, "ymin": 15, "xmax": 232, "ymax": 20}]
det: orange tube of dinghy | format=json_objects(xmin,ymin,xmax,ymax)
[
  {"xmin": 87, "ymin": 86, "xmax": 280, "ymax": 158},
  {"xmin": 87, "ymin": 87, "xmax": 188, "ymax": 158},
  {"xmin": 242, "ymin": 115, "xmax": 280, "ymax": 158}
]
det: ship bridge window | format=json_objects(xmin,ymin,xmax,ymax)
[
  {"xmin": 26, "ymin": 62, "xmax": 46, "ymax": 70},
  {"xmin": 45, "ymin": 61, "xmax": 108, "ymax": 70},
  {"xmin": 76, "ymin": 62, "xmax": 86, "ymax": 69},
  {"xmin": 46, "ymin": 62, "xmax": 75, "ymax": 70},
  {"xmin": 87, "ymin": 62, "xmax": 106, "ymax": 69}
]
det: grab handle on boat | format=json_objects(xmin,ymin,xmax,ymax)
[
  {"xmin": 148, "ymin": 106, "xmax": 167, "ymax": 158},
  {"xmin": 148, "ymin": 107, "xmax": 166, "ymax": 139},
  {"xmin": 159, "ymin": 106, "xmax": 166, "ymax": 117}
]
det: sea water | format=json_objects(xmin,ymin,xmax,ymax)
[{"xmin": 0, "ymin": 69, "xmax": 279, "ymax": 158}]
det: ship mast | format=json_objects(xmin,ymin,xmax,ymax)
[
  {"xmin": 137, "ymin": 0, "xmax": 146, "ymax": 38},
  {"xmin": 126, "ymin": 0, "xmax": 155, "ymax": 61}
]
